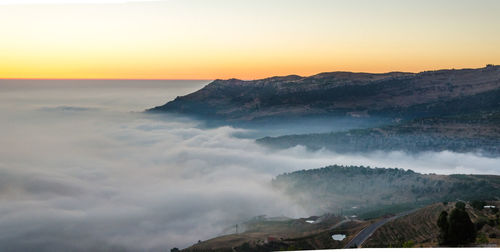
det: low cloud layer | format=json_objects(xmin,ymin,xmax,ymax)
[{"xmin": 1, "ymin": 80, "xmax": 499, "ymax": 251}]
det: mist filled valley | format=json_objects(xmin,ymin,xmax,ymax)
[{"xmin": 1, "ymin": 77, "xmax": 500, "ymax": 251}]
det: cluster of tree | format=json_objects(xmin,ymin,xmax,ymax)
[
  {"xmin": 471, "ymin": 200, "xmax": 487, "ymax": 210},
  {"xmin": 258, "ymin": 108, "xmax": 500, "ymax": 156},
  {"xmin": 273, "ymin": 165, "xmax": 500, "ymax": 218},
  {"xmin": 437, "ymin": 202, "xmax": 476, "ymax": 246},
  {"xmin": 259, "ymin": 112, "xmax": 500, "ymax": 155}
]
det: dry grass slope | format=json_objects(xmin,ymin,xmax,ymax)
[
  {"xmin": 365, "ymin": 201, "xmax": 500, "ymax": 248},
  {"xmin": 364, "ymin": 203, "xmax": 449, "ymax": 247}
]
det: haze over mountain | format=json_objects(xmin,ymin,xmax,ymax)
[
  {"xmin": 273, "ymin": 165, "xmax": 500, "ymax": 217},
  {"xmin": 3, "ymin": 0, "xmax": 500, "ymax": 251},
  {"xmin": 258, "ymin": 111, "xmax": 500, "ymax": 156},
  {"xmin": 184, "ymin": 165, "xmax": 500, "ymax": 251}
]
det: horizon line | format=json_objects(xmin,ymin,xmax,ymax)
[
  {"xmin": 0, "ymin": 78, "xmax": 214, "ymax": 81},
  {"xmin": 1, "ymin": 64, "xmax": 497, "ymax": 82}
]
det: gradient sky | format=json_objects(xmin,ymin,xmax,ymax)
[{"xmin": 1, "ymin": 0, "xmax": 499, "ymax": 80}]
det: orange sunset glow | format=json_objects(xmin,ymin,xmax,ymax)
[{"xmin": 1, "ymin": 0, "xmax": 499, "ymax": 80}]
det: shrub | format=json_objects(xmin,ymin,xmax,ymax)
[
  {"xmin": 476, "ymin": 218, "xmax": 488, "ymax": 230},
  {"xmin": 455, "ymin": 202, "xmax": 466, "ymax": 210},
  {"xmin": 402, "ymin": 240, "xmax": 415, "ymax": 248},
  {"xmin": 471, "ymin": 200, "xmax": 486, "ymax": 210},
  {"xmin": 476, "ymin": 233, "xmax": 488, "ymax": 244}
]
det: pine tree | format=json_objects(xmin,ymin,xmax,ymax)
[
  {"xmin": 437, "ymin": 204, "xmax": 476, "ymax": 246},
  {"xmin": 447, "ymin": 207, "xmax": 476, "ymax": 246}
]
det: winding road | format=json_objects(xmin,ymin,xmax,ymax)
[{"xmin": 344, "ymin": 209, "xmax": 419, "ymax": 248}]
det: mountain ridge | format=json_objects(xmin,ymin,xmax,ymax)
[{"xmin": 148, "ymin": 65, "xmax": 500, "ymax": 121}]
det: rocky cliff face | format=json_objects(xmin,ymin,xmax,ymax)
[{"xmin": 149, "ymin": 65, "xmax": 500, "ymax": 121}]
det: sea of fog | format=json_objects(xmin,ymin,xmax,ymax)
[{"xmin": 1, "ymin": 80, "xmax": 499, "ymax": 251}]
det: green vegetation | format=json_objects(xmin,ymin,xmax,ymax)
[
  {"xmin": 437, "ymin": 203, "xmax": 476, "ymax": 246},
  {"xmin": 402, "ymin": 240, "xmax": 415, "ymax": 248},
  {"xmin": 471, "ymin": 200, "xmax": 487, "ymax": 210},
  {"xmin": 273, "ymin": 165, "xmax": 500, "ymax": 219},
  {"xmin": 258, "ymin": 110, "xmax": 500, "ymax": 155},
  {"xmin": 455, "ymin": 202, "xmax": 466, "ymax": 210},
  {"xmin": 187, "ymin": 201, "xmax": 500, "ymax": 251},
  {"xmin": 437, "ymin": 211, "xmax": 449, "ymax": 245},
  {"xmin": 365, "ymin": 201, "xmax": 500, "ymax": 248},
  {"xmin": 476, "ymin": 233, "xmax": 489, "ymax": 244}
]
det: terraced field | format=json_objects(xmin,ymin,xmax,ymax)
[
  {"xmin": 364, "ymin": 201, "xmax": 500, "ymax": 248},
  {"xmin": 184, "ymin": 215, "xmax": 369, "ymax": 251},
  {"xmin": 364, "ymin": 203, "xmax": 449, "ymax": 247}
]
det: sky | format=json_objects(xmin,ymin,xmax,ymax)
[{"xmin": 1, "ymin": 0, "xmax": 499, "ymax": 79}]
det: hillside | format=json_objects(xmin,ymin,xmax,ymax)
[
  {"xmin": 272, "ymin": 165, "xmax": 500, "ymax": 217},
  {"xmin": 364, "ymin": 201, "xmax": 500, "ymax": 248},
  {"xmin": 149, "ymin": 65, "xmax": 500, "ymax": 121},
  {"xmin": 363, "ymin": 203, "xmax": 448, "ymax": 247},
  {"xmin": 181, "ymin": 166, "xmax": 500, "ymax": 251},
  {"xmin": 257, "ymin": 110, "xmax": 500, "ymax": 155},
  {"xmin": 183, "ymin": 214, "xmax": 371, "ymax": 251},
  {"xmin": 185, "ymin": 214, "xmax": 369, "ymax": 251},
  {"xmin": 183, "ymin": 201, "xmax": 500, "ymax": 251}
]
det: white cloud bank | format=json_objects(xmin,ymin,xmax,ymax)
[{"xmin": 0, "ymin": 79, "xmax": 499, "ymax": 251}]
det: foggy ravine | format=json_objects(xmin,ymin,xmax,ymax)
[{"xmin": 1, "ymin": 80, "xmax": 500, "ymax": 251}]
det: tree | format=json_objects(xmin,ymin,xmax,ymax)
[
  {"xmin": 447, "ymin": 207, "xmax": 476, "ymax": 246},
  {"xmin": 455, "ymin": 201, "xmax": 466, "ymax": 210},
  {"xmin": 437, "ymin": 205, "xmax": 476, "ymax": 246},
  {"xmin": 470, "ymin": 200, "xmax": 486, "ymax": 210},
  {"xmin": 437, "ymin": 211, "xmax": 449, "ymax": 245},
  {"xmin": 236, "ymin": 242, "xmax": 252, "ymax": 252}
]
